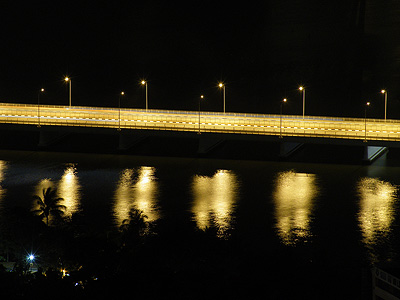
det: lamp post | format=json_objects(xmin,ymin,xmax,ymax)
[
  {"xmin": 65, "ymin": 77, "xmax": 71, "ymax": 107},
  {"xmin": 141, "ymin": 80, "xmax": 148, "ymax": 111},
  {"xmin": 364, "ymin": 102, "xmax": 370, "ymax": 142},
  {"xmin": 381, "ymin": 90, "xmax": 387, "ymax": 121},
  {"xmin": 299, "ymin": 86, "xmax": 305, "ymax": 119},
  {"xmin": 218, "ymin": 83, "xmax": 226, "ymax": 113},
  {"xmin": 280, "ymin": 98, "xmax": 287, "ymax": 138},
  {"xmin": 37, "ymin": 88, "xmax": 44, "ymax": 128},
  {"xmin": 118, "ymin": 91, "xmax": 125, "ymax": 131},
  {"xmin": 198, "ymin": 95, "xmax": 204, "ymax": 134}
]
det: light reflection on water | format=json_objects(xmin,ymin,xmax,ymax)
[
  {"xmin": 58, "ymin": 165, "xmax": 81, "ymax": 216},
  {"xmin": 191, "ymin": 170, "xmax": 239, "ymax": 237},
  {"xmin": 33, "ymin": 164, "xmax": 81, "ymax": 218},
  {"xmin": 273, "ymin": 170, "xmax": 318, "ymax": 245},
  {"xmin": 0, "ymin": 161, "xmax": 7, "ymax": 207},
  {"xmin": 113, "ymin": 166, "xmax": 159, "ymax": 226},
  {"xmin": 357, "ymin": 177, "xmax": 397, "ymax": 263}
]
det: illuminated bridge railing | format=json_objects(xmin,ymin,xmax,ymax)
[{"xmin": 0, "ymin": 103, "xmax": 400, "ymax": 142}]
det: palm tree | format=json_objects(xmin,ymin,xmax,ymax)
[
  {"xmin": 119, "ymin": 208, "xmax": 149, "ymax": 248},
  {"xmin": 32, "ymin": 187, "xmax": 66, "ymax": 226}
]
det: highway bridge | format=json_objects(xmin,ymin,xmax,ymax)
[
  {"xmin": 0, "ymin": 103, "xmax": 398, "ymax": 162},
  {"xmin": 0, "ymin": 102, "xmax": 399, "ymax": 141}
]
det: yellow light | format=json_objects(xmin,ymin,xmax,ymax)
[
  {"xmin": 191, "ymin": 169, "xmax": 238, "ymax": 237},
  {"xmin": 218, "ymin": 83, "xmax": 224, "ymax": 88},
  {"xmin": 381, "ymin": 89, "xmax": 386, "ymax": 94},
  {"xmin": 141, "ymin": 80, "xmax": 146, "ymax": 85},
  {"xmin": 113, "ymin": 167, "xmax": 159, "ymax": 225},
  {"xmin": 200, "ymin": 95, "xmax": 204, "ymax": 99},
  {"xmin": 366, "ymin": 102, "xmax": 370, "ymax": 106},
  {"xmin": 58, "ymin": 165, "xmax": 81, "ymax": 217},
  {"xmin": 357, "ymin": 177, "xmax": 397, "ymax": 263},
  {"xmin": 121, "ymin": 91, "xmax": 125, "ymax": 95},
  {"xmin": 283, "ymin": 98, "xmax": 287, "ymax": 102},
  {"xmin": 299, "ymin": 86, "xmax": 304, "ymax": 91},
  {"xmin": 64, "ymin": 77, "xmax": 69, "ymax": 82},
  {"xmin": 40, "ymin": 88, "xmax": 44, "ymax": 92},
  {"xmin": 273, "ymin": 171, "xmax": 318, "ymax": 245}
]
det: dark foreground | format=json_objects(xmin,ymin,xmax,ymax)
[{"xmin": 0, "ymin": 206, "xmax": 371, "ymax": 300}]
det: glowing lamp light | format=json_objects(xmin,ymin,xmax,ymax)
[
  {"xmin": 381, "ymin": 89, "xmax": 386, "ymax": 94},
  {"xmin": 299, "ymin": 86, "xmax": 304, "ymax": 91},
  {"xmin": 64, "ymin": 77, "xmax": 69, "ymax": 82},
  {"xmin": 27, "ymin": 254, "xmax": 35, "ymax": 261}
]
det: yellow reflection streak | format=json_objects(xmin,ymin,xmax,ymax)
[
  {"xmin": 113, "ymin": 166, "xmax": 159, "ymax": 226},
  {"xmin": 33, "ymin": 178, "xmax": 55, "ymax": 213},
  {"xmin": 57, "ymin": 164, "xmax": 81, "ymax": 217},
  {"xmin": 358, "ymin": 177, "xmax": 397, "ymax": 255},
  {"xmin": 273, "ymin": 171, "xmax": 318, "ymax": 245},
  {"xmin": 192, "ymin": 170, "xmax": 238, "ymax": 237},
  {"xmin": 33, "ymin": 165, "xmax": 82, "ymax": 219},
  {"xmin": 0, "ymin": 161, "xmax": 7, "ymax": 205}
]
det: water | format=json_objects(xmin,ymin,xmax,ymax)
[{"xmin": 0, "ymin": 149, "xmax": 399, "ymax": 297}]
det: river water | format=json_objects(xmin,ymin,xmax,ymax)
[{"xmin": 0, "ymin": 149, "xmax": 399, "ymax": 296}]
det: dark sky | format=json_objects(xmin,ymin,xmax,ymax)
[{"xmin": 0, "ymin": 1, "xmax": 398, "ymax": 118}]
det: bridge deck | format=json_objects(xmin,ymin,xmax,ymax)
[{"xmin": 0, "ymin": 103, "xmax": 399, "ymax": 142}]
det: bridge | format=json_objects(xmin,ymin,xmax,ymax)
[{"xmin": 0, "ymin": 103, "xmax": 398, "ymax": 162}]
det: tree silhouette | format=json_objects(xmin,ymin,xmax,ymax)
[
  {"xmin": 119, "ymin": 208, "xmax": 149, "ymax": 248},
  {"xmin": 32, "ymin": 187, "xmax": 66, "ymax": 226}
]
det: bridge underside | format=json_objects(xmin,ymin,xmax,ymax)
[{"xmin": 0, "ymin": 124, "xmax": 395, "ymax": 164}]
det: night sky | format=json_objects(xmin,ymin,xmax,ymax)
[{"xmin": 0, "ymin": 1, "xmax": 398, "ymax": 118}]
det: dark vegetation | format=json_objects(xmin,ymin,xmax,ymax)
[{"xmin": 0, "ymin": 189, "xmax": 371, "ymax": 299}]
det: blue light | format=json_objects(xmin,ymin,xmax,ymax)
[{"xmin": 27, "ymin": 254, "xmax": 35, "ymax": 261}]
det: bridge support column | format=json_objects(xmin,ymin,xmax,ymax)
[
  {"xmin": 363, "ymin": 146, "xmax": 388, "ymax": 163},
  {"xmin": 118, "ymin": 132, "xmax": 147, "ymax": 151},
  {"xmin": 279, "ymin": 142, "xmax": 303, "ymax": 158},
  {"xmin": 197, "ymin": 136, "xmax": 225, "ymax": 155},
  {"xmin": 38, "ymin": 130, "xmax": 69, "ymax": 148}
]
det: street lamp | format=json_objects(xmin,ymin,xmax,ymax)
[
  {"xmin": 381, "ymin": 89, "xmax": 387, "ymax": 121},
  {"xmin": 280, "ymin": 98, "xmax": 287, "ymax": 138},
  {"xmin": 198, "ymin": 95, "xmax": 204, "ymax": 134},
  {"xmin": 65, "ymin": 77, "xmax": 71, "ymax": 107},
  {"xmin": 27, "ymin": 254, "xmax": 35, "ymax": 262},
  {"xmin": 299, "ymin": 86, "xmax": 305, "ymax": 119},
  {"xmin": 37, "ymin": 88, "xmax": 44, "ymax": 128},
  {"xmin": 218, "ymin": 82, "xmax": 226, "ymax": 113},
  {"xmin": 364, "ymin": 102, "xmax": 370, "ymax": 142},
  {"xmin": 118, "ymin": 91, "xmax": 125, "ymax": 131},
  {"xmin": 141, "ymin": 80, "xmax": 148, "ymax": 111}
]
